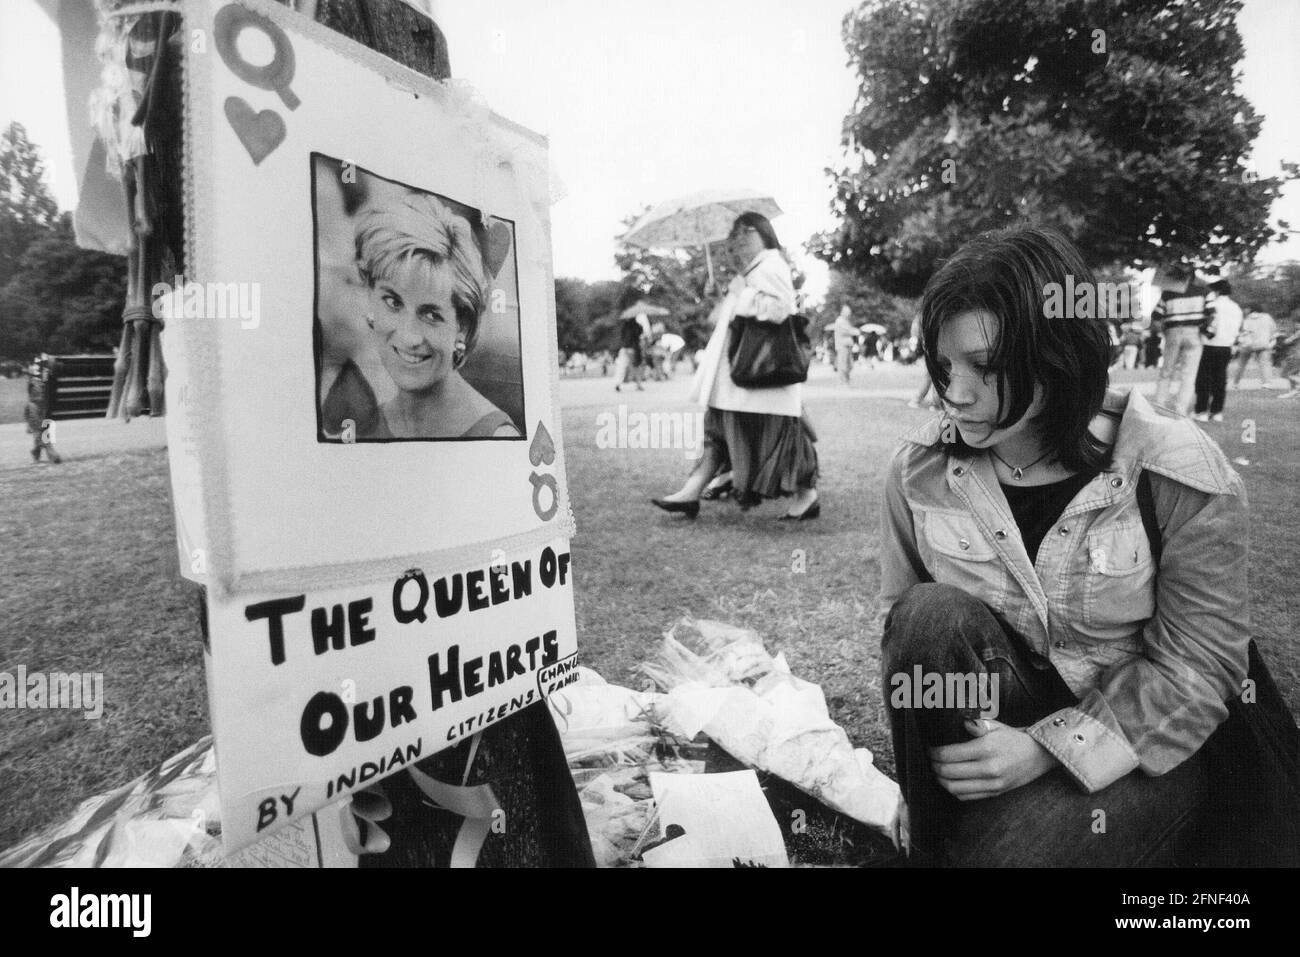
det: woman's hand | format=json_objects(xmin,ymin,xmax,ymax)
[{"xmin": 929, "ymin": 718, "xmax": 1060, "ymax": 801}]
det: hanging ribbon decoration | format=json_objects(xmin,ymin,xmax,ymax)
[{"xmin": 338, "ymin": 732, "xmax": 501, "ymax": 867}]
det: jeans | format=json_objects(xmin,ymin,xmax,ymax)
[
  {"xmin": 1152, "ymin": 325, "xmax": 1203, "ymax": 415},
  {"xmin": 881, "ymin": 583, "xmax": 1209, "ymax": 867},
  {"xmin": 1194, "ymin": 345, "xmax": 1232, "ymax": 415}
]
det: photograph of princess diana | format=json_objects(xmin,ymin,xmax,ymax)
[{"xmin": 311, "ymin": 153, "xmax": 525, "ymax": 441}]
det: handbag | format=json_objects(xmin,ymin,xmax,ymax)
[
  {"xmin": 1137, "ymin": 472, "xmax": 1300, "ymax": 865},
  {"xmin": 727, "ymin": 312, "xmax": 811, "ymax": 388}
]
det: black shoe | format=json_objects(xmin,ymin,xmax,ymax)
[
  {"xmin": 700, "ymin": 480, "xmax": 733, "ymax": 501},
  {"xmin": 778, "ymin": 502, "xmax": 820, "ymax": 522},
  {"xmin": 651, "ymin": 497, "xmax": 700, "ymax": 519}
]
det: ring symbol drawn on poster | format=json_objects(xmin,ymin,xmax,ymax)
[
  {"xmin": 215, "ymin": 3, "xmax": 300, "ymax": 164},
  {"xmin": 528, "ymin": 422, "xmax": 558, "ymax": 521},
  {"xmin": 530, "ymin": 471, "xmax": 558, "ymax": 522}
]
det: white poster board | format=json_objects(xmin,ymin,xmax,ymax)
[
  {"xmin": 167, "ymin": 0, "xmax": 579, "ymax": 851},
  {"xmin": 201, "ymin": 540, "xmax": 578, "ymax": 850},
  {"xmin": 172, "ymin": 0, "xmax": 573, "ymax": 597}
]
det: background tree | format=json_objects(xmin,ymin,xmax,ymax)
[
  {"xmin": 0, "ymin": 122, "xmax": 60, "ymax": 290},
  {"xmin": 815, "ymin": 269, "xmax": 918, "ymax": 341},
  {"xmin": 0, "ymin": 213, "xmax": 128, "ymax": 360},
  {"xmin": 554, "ymin": 277, "xmax": 593, "ymax": 355},
  {"xmin": 0, "ymin": 125, "xmax": 126, "ymax": 361},
  {"xmin": 813, "ymin": 0, "xmax": 1295, "ymax": 297},
  {"xmin": 554, "ymin": 276, "xmax": 626, "ymax": 355},
  {"xmin": 1233, "ymin": 261, "xmax": 1300, "ymax": 328}
]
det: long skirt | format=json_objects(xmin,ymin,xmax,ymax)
[{"xmin": 703, "ymin": 406, "xmax": 817, "ymax": 502}]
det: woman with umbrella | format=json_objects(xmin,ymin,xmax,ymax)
[{"xmin": 651, "ymin": 212, "xmax": 819, "ymax": 520}]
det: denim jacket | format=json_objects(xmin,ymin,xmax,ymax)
[{"xmin": 879, "ymin": 388, "xmax": 1250, "ymax": 793}]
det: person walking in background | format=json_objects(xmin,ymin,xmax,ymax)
[
  {"xmin": 1193, "ymin": 280, "xmax": 1244, "ymax": 423},
  {"xmin": 833, "ymin": 304, "xmax": 858, "ymax": 385},
  {"xmin": 861, "ymin": 328, "xmax": 881, "ymax": 369},
  {"xmin": 24, "ymin": 370, "xmax": 61, "ymax": 465},
  {"xmin": 656, "ymin": 328, "xmax": 686, "ymax": 380},
  {"xmin": 613, "ymin": 307, "xmax": 647, "ymax": 392},
  {"xmin": 1231, "ymin": 307, "xmax": 1278, "ymax": 390},
  {"xmin": 652, "ymin": 212, "xmax": 819, "ymax": 521},
  {"xmin": 1151, "ymin": 266, "xmax": 1210, "ymax": 415}
]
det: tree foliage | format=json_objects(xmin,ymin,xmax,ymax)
[
  {"xmin": 0, "ymin": 124, "xmax": 127, "ymax": 361},
  {"xmin": 1233, "ymin": 261, "xmax": 1300, "ymax": 327},
  {"xmin": 813, "ymin": 0, "xmax": 1294, "ymax": 296},
  {"xmin": 554, "ymin": 276, "xmax": 624, "ymax": 354},
  {"xmin": 815, "ymin": 269, "xmax": 918, "ymax": 340},
  {"xmin": 0, "ymin": 213, "xmax": 128, "ymax": 360},
  {"xmin": 0, "ymin": 122, "xmax": 60, "ymax": 290}
]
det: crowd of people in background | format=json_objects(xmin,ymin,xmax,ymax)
[
  {"xmin": 561, "ymin": 320, "xmax": 690, "ymax": 386},
  {"xmin": 1148, "ymin": 269, "xmax": 1297, "ymax": 422},
  {"xmin": 556, "ymin": 265, "xmax": 1300, "ymax": 423}
]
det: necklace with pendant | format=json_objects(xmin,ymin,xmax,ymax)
[{"xmin": 991, "ymin": 446, "xmax": 1053, "ymax": 481}]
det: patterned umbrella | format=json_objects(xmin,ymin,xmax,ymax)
[{"xmin": 620, "ymin": 188, "xmax": 783, "ymax": 286}]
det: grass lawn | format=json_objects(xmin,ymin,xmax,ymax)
[{"xmin": 2, "ymin": 380, "xmax": 1297, "ymax": 854}]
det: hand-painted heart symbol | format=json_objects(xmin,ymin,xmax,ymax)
[
  {"xmin": 224, "ymin": 96, "xmax": 286, "ymax": 165},
  {"xmin": 529, "ymin": 422, "xmax": 556, "ymax": 467},
  {"xmin": 483, "ymin": 220, "xmax": 513, "ymax": 279}
]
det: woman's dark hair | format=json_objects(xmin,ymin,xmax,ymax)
[
  {"xmin": 1210, "ymin": 279, "xmax": 1232, "ymax": 296},
  {"xmin": 919, "ymin": 224, "xmax": 1113, "ymax": 472},
  {"xmin": 731, "ymin": 211, "xmax": 781, "ymax": 250}
]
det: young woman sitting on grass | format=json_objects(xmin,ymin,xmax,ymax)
[{"xmin": 877, "ymin": 224, "xmax": 1297, "ymax": 866}]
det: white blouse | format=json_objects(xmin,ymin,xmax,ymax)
[{"xmin": 688, "ymin": 248, "xmax": 802, "ymax": 417}]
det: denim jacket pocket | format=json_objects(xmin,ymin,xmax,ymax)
[
  {"xmin": 917, "ymin": 509, "xmax": 1006, "ymax": 607},
  {"xmin": 1082, "ymin": 521, "xmax": 1156, "ymax": 630}
]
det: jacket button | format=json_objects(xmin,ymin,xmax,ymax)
[
  {"xmin": 953, "ymin": 466, "xmax": 965, "ymax": 477},
  {"xmin": 1058, "ymin": 527, "xmax": 1070, "ymax": 536},
  {"xmin": 994, "ymin": 529, "xmax": 1008, "ymax": 540},
  {"xmin": 1074, "ymin": 733, "xmax": 1086, "ymax": 743},
  {"xmin": 958, "ymin": 538, "xmax": 970, "ymax": 550},
  {"xmin": 1110, "ymin": 477, "xmax": 1124, "ymax": 488},
  {"xmin": 1052, "ymin": 717, "xmax": 1066, "ymax": 727}
]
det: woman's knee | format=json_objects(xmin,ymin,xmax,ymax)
[{"xmin": 882, "ymin": 583, "xmax": 992, "ymax": 667}]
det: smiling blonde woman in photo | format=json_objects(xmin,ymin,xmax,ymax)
[{"xmin": 354, "ymin": 193, "xmax": 519, "ymax": 440}]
